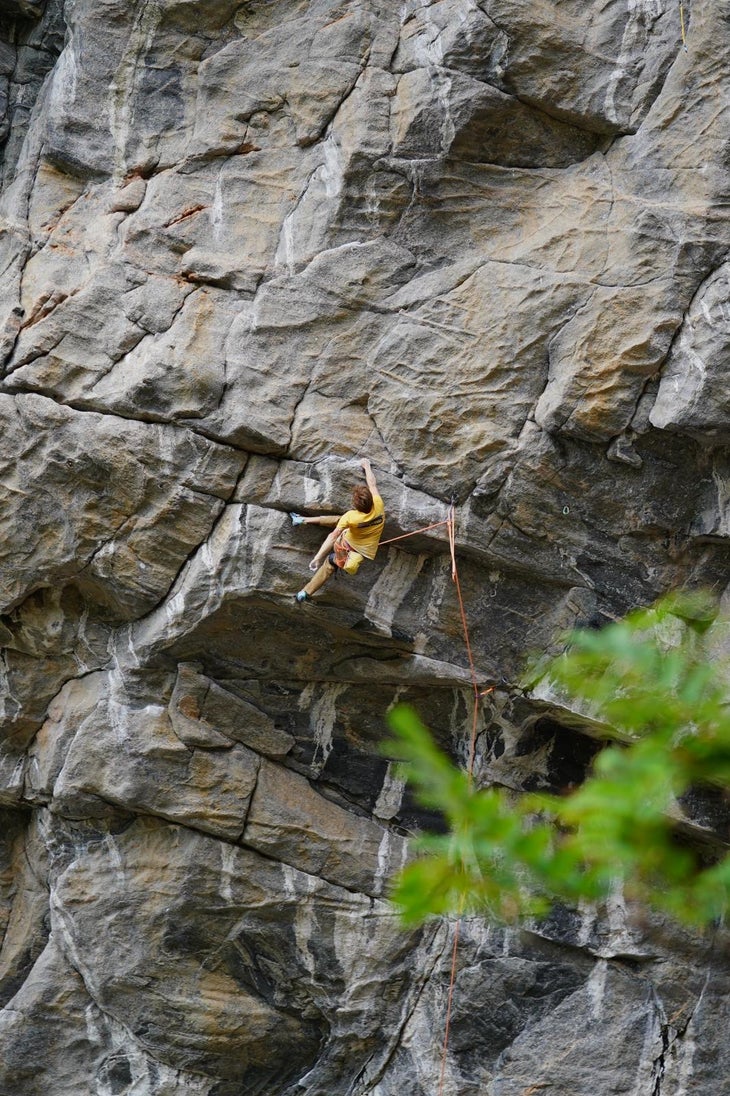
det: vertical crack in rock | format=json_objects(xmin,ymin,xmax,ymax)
[{"xmin": 348, "ymin": 919, "xmax": 450, "ymax": 1093}]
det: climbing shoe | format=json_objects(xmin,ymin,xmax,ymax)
[
  {"xmin": 295, "ymin": 590, "xmax": 309, "ymax": 603},
  {"xmin": 290, "ymin": 512, "xmax": 305, "ymax": 525}
]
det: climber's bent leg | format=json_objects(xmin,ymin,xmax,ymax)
[{"xmin": 303, "ymin": 557, "xmax": 337, "ymax": 596}]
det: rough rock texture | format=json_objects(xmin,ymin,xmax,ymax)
[{"xmin": 0, "ymin": 0, "xmax": 728, "ymax": 1093}]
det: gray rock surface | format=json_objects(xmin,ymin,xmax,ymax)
[{"xmin": 0, "ymin": 0, "xmax": 728, "ymax": 1093}]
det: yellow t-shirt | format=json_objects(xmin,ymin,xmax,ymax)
[{"xmin": 337, "ymin": 494, "xmax": 385, "ymax": 560}]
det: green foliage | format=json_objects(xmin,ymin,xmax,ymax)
[{"xmin": 386, "ymin": 595, "xmax": 730, "ymax": 927}]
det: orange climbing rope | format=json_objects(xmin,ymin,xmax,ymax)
[
  {"xmin": 438, "ymin": 915, "xmax": 462, "ymax": 1096},
  {"xmin": 439, "ymin": 505, "xmax": 481, "ymax": 1095},
  {"xmin": 446, "ymin": 503, "xmax": 481, "ymax": 780},
  {"xmin": 379, "ymin": 518, "xmax": 452, "ymax": 546},
  {"xmin": 383, "ymin": 506, "xmax": 483, "ymax": 769},
  {"xmin": 380, "ymin": 505, "xmax": 492, "ymax": 1095}
]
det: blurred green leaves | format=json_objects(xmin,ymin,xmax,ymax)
[{"xmin": 386, "ymin": 595, "xmax": 730, "ymax": 927}]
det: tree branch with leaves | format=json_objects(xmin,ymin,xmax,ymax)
[{"xmin": 386, "ymin": 594, "xmax": 730, "ymax": 928}]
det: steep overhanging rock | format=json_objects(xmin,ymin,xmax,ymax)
[{"xmin": 0, "ymin": 0, "xmax": 728, "ymax": 1093}]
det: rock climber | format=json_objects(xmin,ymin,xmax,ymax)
[{"xmin": 292, "ymin": 458, "xmax": 385, "ymax": 603}]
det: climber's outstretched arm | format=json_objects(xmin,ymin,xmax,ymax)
[{"xmin": 361, "ymin": 458, "xmax": 378, "ymax": 495}]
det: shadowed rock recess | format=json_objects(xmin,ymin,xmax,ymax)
[{"xmin": 0, "ymin": 0, "xmax": 728, "ymax": 1093}]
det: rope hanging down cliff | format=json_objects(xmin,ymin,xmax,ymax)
[{"xmin": 379, "ymin": 505, "xmax": 493, "ymax": 1095}]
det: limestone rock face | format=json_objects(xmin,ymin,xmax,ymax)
[{"xmin": 0, "ymin": 0, "xmax": 728, "ymax": 1093}]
